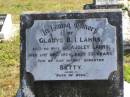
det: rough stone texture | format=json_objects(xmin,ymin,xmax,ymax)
[
  {"xmin": 18, "ymin": 9, "xmax": 123, "ymax": 97},
  {"xmin": 25, "ymin": 18, "xmax": 117, "ymax": 81},
  {"xmin": 123, "ymin": 11, "xmax": 130, "ymax": 50}
]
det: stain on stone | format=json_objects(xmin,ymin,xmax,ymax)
[{"xmin": 18, "ymin": 10, "xmax": 123, "ymax": 97}]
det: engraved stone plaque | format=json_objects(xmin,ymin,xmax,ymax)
[
  {"xmin": 26, "ymin": 18, "xmax": 117, "ymax": 80},
  {"xmin": 19, "ymin": 9, "xmax": 123, "ymax": 97}
]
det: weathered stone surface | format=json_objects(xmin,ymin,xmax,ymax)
[
  {"xmin": 0, "ymin": 14, "xmax": 13, "ymax": 40},
  {"xmin": 123, "ymin": 11, "xmax": 130, "ymax": 50},
  {"xmin": 26, "ymin": 18, "xmax": 117, "ymax": 81},
  {"xmin": 18, "ymin": 9, "xmax": 123, "ymax": 97},
  {"xmin": 83, "ymin": 0, "xmax": 124, "ymax": 9},
  {"xmin": 95, "ymin": 0, "xmax": 118, "ymax": 5}
]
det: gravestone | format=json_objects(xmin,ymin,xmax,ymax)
[
  {"xmin": 17, "ymin": 9, "xmax": 123, "ymax": 97},
  {"xmin": 0, "ymin": 14, "xmax": 12, "ymax": 40},
  {"xmin": 83, "ymin": 0, "xmax": 123, "ymax": 9},
  {"xmin": 122, "ymin": 10, "xmax": 130, "ymax": 50},
  {"xmin": 84, "ymin": 0, "xmax": 130, "ymax": 50},
  {"xmin": 95, "ymin": 0, "xmax": 118, "ymax": 5},
  {"xmin": 0, "ymin": 15, "xmax": 6, "ymax": 31},
  {"xmin": 0, "ymin": 14, "xmax": 6, "ymax": 39}
]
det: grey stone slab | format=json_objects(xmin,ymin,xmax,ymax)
[
  {"xmin": 26, "ymin": 18, "xmax": 117, "ymax": 81},
  {"xmin": 18, "ymin": 9, "xmax": 123, "ymax": 97}
]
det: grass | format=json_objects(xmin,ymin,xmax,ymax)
[
  {"xmin": 0, "ymin": 0, "xmax": 92, "ymax": 97},
  {"xmin": 0, "ymin": 0, "xmax": 130, "ymax": 97},
  {"xmin": 124, "ymin": 64, "xmax": 130, "ymax": 83},
  {"xmin": 124, "ymin": 50, "xmax": 130, "ymax": 83},
  {"xmin": 0, "ymin": 0, "xmax": 92, "ymax": 23},
  {"xmin": 0, "ymin": 35, "xmax": 19, "ymax": 97},
  {"xmin": 1, "ymin": 36, "xmax": 130, "ymax": 97}
]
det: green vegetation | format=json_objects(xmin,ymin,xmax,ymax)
[
  {"xmin": 124, "ymin": 50, "xmax": 130, "ymax": 83},
  {"xmin": 124, "ymin": 64, "xmax": 130, "ymax": 83},
  {"xmin": 0, "ymin": 0, "xmax": 92, "ymax": 97},
  {"xmin": 0, "ymin": 0, "xmax": 91, "ymax": 23},
  {"xmin": 0, "ymin": 0, "xmax": 130, "ymax": 97},
  {"xmin": 0, "ymin": 35, "xmax": 19, "ymax": 97}
]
